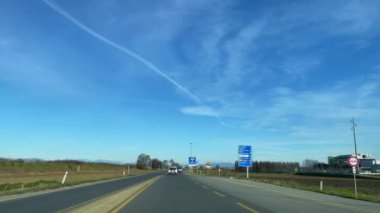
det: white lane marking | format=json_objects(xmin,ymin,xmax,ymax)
[{"xmin": 213, "ymin": 191, "xmax": 225, "ymax": 197}]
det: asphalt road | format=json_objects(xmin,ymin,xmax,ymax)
[
  {"xmin": 1, "ymin": 173, "xmax": 380, "ymax": 213},
  {"xmin": 0, "ymin": 173, "xmax": 159, "ymax": 213},
  {"xmin": 188, "ymin": 175, "xmax": 380, "ymax": 213},
  {"xmin": 121, "ymin": 173, "xmax": 258, "ymax": 213}
]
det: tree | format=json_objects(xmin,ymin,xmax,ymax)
[
  {"xmin": 169, "ymin": 159, "xmax": 180, "ymax": 168},
  {"xmin": 136, "ymin": 153, "xmax": 151, "ymax": 169},
  {"xmin": 162, "ymin": 160, "xmax": 168, "ymax": 170},
  {"xmin": 302, "ymin": 159, "xmax": 318, "ymax": 168},
  {"xmin": 151, "ymin": 158, "xmax": 162, "ymax": 169},
  {"xmin": 236, "ymin": 160, "xmax": 299, "ymax": 173},
  {"xmin": 302, "ymin": 159, "xmax": 319, "ymax": 172},
  {"xmin": 234, "ymin": 161, "xmax": 246, "ymax": 172}
]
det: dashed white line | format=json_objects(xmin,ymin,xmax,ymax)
[{"xmin": 213, "ymin": 191, "xmax": 225, "ymax": 197}]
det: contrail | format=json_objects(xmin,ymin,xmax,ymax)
[
  {"xmin": 42, "ymin": 0, "xmax": 233, "ymax": 128},
  {"xmin": 42, "ymin": 0, "xmax": 204, "ymax": 105}
]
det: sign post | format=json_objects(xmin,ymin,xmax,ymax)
[
  {"xmin": 348, "ymin": 156, "xmax": 359, "ymax": 199},
  {"xmin": 238, "ymin": 145, "xmax": 252, "ymax": 179}
]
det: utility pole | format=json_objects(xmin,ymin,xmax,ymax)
[
  {"xmin": 351, "ymin": 118, "xmax": 358, "ymax": 157},
  {"xmin": 190, "ymin": 142, "xmax": 193, "ymax": 173},
  {"xmin": 351, "ymin": 118, "xmax": 358, "ymax": 199},
  {"xmin": 190, "ymin": 142, "xmax": 193, "ymax": 157}
]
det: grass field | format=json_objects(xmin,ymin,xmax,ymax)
[
  {"xmin": 0, "ymin": 159, "xmax": 155, "ymax": 196},
  {"xmin": 195, "ymin": 169, "xmax": 380, "ymax": 203}
]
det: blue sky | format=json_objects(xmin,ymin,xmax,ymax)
[{"xmin": 1, "ymin": 0, "xmax": 380, "ymax": 164}]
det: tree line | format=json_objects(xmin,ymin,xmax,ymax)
[
  {"xmin": 235, "ymin": 161, "xmax": 300, "ymax": 173},
  {"xmin": 136, "ymin": 153, "xmax": 180, "ymax": 170}
]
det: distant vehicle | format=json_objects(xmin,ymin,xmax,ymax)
[
  {"xmin": 177, "ymin": 167, "xmax": 183, "ymax": 173},
  {"xmin": 168, "ymin": 166, "xmax": 178, "ymax": 175}
]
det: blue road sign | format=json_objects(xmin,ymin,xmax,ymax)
[
  {"xmin": 238, "ymin": 145, "xmax": 252, "ymax": 167},
  {"xmin": 189, "ymin": 157, "xmax": 196, "ymax": 165}
]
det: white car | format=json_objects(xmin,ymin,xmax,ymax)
[{"xmin": 168, "ymin": 166, "xmax": 178, "ymax": 175}]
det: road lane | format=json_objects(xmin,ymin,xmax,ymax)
[
  {"xmin": 121, "ymin": 174, "xmax": 266, "ymax": 213},
  {"xmin": 0, "ymin": 173, "xmax": 160, "ymax": 213},
  {"xmin": 63, "ymin": 176, "xmax": 161, "ymax": 213},
  {"xmin": 3, "ymin": 172, "xmax": 378, "ymax": 213},
  {"xmin": 189, "ymin": 175, "xmax": 380, "ymax": 213}
]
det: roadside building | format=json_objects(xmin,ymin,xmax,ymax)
[
  {"xmin": 204, "ymin": 161, "xmax": 212, "ymax": 169},
  {"xmin": 376, "ymin": 161, "xmax": 380, "ymax": 173},
  {"xmin": 328, "ymin": 154, "xmax": 378, "ymax": 174}
]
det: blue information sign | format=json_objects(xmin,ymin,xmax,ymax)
[
  {"xmin": 189, "ymin": 157, "xmax": 196, "ymax": 165},
  {"xmin": 238, "ymin": 145, "xmax": 252, "ymax": 167}
]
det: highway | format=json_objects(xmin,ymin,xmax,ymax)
[
  {"xmin": 0, "ymin": 173, "xmax": 159, "ymax": 213},
  {"xmin": 121, "ymin": 173, "xmax": 252, "ymax": 213},
  {"xmin": 186, "ymin": 175, "xmax": 380, "ymax": 213},
  {"xmin": 1, "ymin": 173, "xmax": 380, "ymax": 212},
  {"xmin": 121, "ymin": 174, "xmax": 380, "ymax": 213}
]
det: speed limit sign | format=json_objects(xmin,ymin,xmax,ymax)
[{"xmin": 348, "ymin": 156, "xmax": 359, "ymax": 167}]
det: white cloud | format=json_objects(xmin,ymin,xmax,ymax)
[
  {"xmin": 180, "ymin": 106, "xmax": 218, "ymax": 117},
  {"xmin": 44, "ymin": 0, "xmax": 207, "ymax": 105},
  {"xmin": 281, "ymin": 57, "xmax": 320, "ymax": 78},
  {"xmin": 358, "ymin": 83, "xmax": 378, "ymax": 99},
  {"xmin": 221, "ymin": 20, "xmax": 266, "ymax": 85},
  {"xmin": 172, "ymin": 1, "xmax": 380, "ymax": 108},
  {"xmin": 0, "ymin": 50, "xmax": 80, "ymax": 96},
  {"xmin": 39, "ymin": 0, "xmax": 380, "ymax": 147},
  {"xmin": 329, "ymin": 0, "xmax": 380, "ymax": 36}
]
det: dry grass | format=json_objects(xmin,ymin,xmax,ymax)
[
  {"xmin": 0, "ymin": 159, "xmax": 156, "ymax": 196},
  {"xmin": 0, "ymin": 169, "xmax": 150, "ymax": 184},
  {"xmin": 197, "ymin": 169, "xmax": 380, "ymax": 203}
]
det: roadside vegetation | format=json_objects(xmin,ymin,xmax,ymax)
[
  {"xmin": 192, "ymin": 168, "xmax": 380, "ymax": 203},
  {"xmin": 0, "ymin": 158, "xmax": 152, "ymax": 196}
]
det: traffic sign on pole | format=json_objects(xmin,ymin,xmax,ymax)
[
  {"xmin": 348, "ymin": 156, "xmax": 359, "ymax": 167},
  {"xmin": 238, "ymin": 145, "xmax": 252, "ymax": 167},
  {"xmin": 189, "ymin": 157, "xmax": 196, "ymax": 165},
  {"xmin": 348, "ymin": 156, "xmax": 359, "ymax": 199},
  {"xmin": 238, "ymin": 145, "xmax": 252, "ymax": 179}
]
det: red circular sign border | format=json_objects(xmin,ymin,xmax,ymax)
[{"xmin": 347, "ymin": 156, "xmax": 360, "ymax": 167}]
